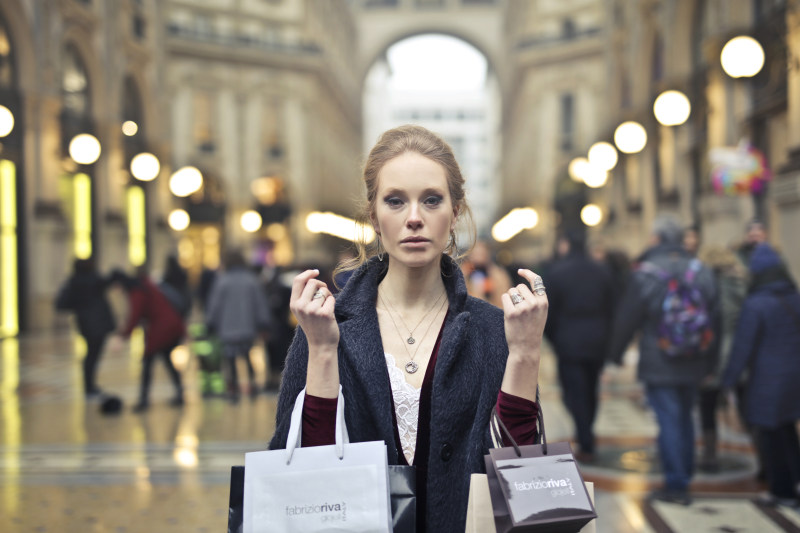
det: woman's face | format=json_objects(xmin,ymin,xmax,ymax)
[{"xmin": 372, "ymin": 152, "xmax": 457, "ymax": 270}]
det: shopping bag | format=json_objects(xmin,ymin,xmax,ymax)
[
  {"xmin": 243, "ymin": 387, "xmax": 392, "ymax": 533},
  {"xmin": 228, "ymin": 464, "xmax": 415, "ymax": 533},
  {"xmin": 465, "ymin": 474, "xmax": 595, "ymax": 533},
  {"xmin": 484, "ymin": 391, "xmax": 597, "ymax": 533},
  {"xmin": 388, "ymin": 465, "xmax": 416, "ymax": 533}
]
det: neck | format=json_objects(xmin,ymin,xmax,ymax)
[{"xmin": 380, "ymin": 256, "xmax": 446, "ymax": 309}]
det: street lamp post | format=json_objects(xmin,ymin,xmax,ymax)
[{"xmin": 67, "ymin": 133, "xmax": 101, "ymax": 260}]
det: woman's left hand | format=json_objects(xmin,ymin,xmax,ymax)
[{"xmin": 501, "ymin": 269, "xmax": 548, "ymax": 363}]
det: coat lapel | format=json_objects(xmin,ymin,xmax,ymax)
[{"xmin": 335, "ymin": 259, "xmax": 396, "ymax": 451}]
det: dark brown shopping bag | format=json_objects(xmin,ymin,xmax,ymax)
[{"xmin": 485, "ymin": 391, "xmax": 596, "ymax": 533}]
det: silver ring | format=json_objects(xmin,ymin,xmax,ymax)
[
  {"xmin": 312, "ymin": 290, "xmax": 325, "ymax": 301},
  {"xmin": 510, "ymin": 292, "xmax": 524, "ymax": 305},
  {"xmin": 534, "ymin": 287, "xmax": 546, "ymax": 296}
]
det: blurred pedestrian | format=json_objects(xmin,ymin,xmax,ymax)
[
  {"xmin": 460, "ymin": 239, "xmax": 512, "ymax": 307},
  {"xmin": 683, "ymin": 224, "xmax": 701, "ymax": 257},
  {"xmin": 721, "ymin": 243, "xmax": 800, "ymax": 508},
  {"xmin": 261, "ymin": 264, "xmax": 293, "ymax": 391},
  {"xmin": 196, "ymin": 266, "xmax": 217, "ymax": 312},
  {"xmin": 55, "ymin": 258, "xmax": 116, "ymax": 398},
  {"xmin": 160, "ymin": 255, "xmax": 192, "ymax": 318},
  {"xmin": 738, "ymin": 218, "xmax": 768, "ymax": 264},
  {"xmin": 114, "ymin": 267, "xmax": 186, "ymax": 412},
  {"xmin": 697, "ymin": 245, "xmax": 748, "ymax": 472},
  {"xmin": 608, "ymin": 214, "xmax": 719, "ymax": 505},
  {"xmin": 544, "ymin": 229, "xmax": 614, "ymax": 462},
  {"xmin": 206, "ymin": 250, "xmax": 271, "ymax": 402}
]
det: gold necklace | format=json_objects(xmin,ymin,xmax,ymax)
[
  {"xmin": 379, "ymin": 289, "xmax": 446, "ymax": 345},
  {"xmin": 379, "ymin": 292, "xmax": 448, "ymax": 374}
]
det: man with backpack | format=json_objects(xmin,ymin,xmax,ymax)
[{"xmin": 608, "ymin": 215, "xmax": 719, "ymax": 505}]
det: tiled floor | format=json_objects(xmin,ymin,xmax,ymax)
[{"xmin": 1, "ymin": 331, "xmax": 798, "ymax": 532}]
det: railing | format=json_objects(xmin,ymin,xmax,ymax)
[
  {"xmin": 165, "ymin": 23, "xmax": 321, "ymax": 56},
  {"xmin": 515, "ymin": 27, "xmax": 603, "ymax": 51}
]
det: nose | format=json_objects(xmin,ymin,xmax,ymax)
[{"xmin": 406, "ymin": 202, "xmax": 423, "ymax": 229}]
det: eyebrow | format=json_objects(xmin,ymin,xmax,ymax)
[{"xmin": 381, "ymin": 187, "xmax": 446, "ymax": 197}]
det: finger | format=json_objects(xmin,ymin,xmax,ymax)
[
  {"xmin": 500, "ymin": 292, "xmax": 515, "ymax": 313},
  {"xmin": 515, "ymin": 283, "xmax": 535, "ymax": 301},
  {"xmin": 517, "ymin": 269, "xmax": 545, "ymax": 289},
  {"xmin": 518, "ymin": 269, "xmax": 547, "ymax": 298},
  {"xmin": 320, "ymin": 292, "xmax": 336, "ymax": 314},
  {"xmin": 291, "ymin": 269, "xmax": 320, "ymax": 302},
  {"xmin": 301, "ymin": 279, "xmax": 326, "ymax": 303},
  {"xmin": 310, "ymin": 284, "xmax": 331, "ymax": 305}
]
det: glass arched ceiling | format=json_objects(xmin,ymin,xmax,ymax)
[{"xmin": 386, "ymin": 34, "xmax": 487, "ymax": 92}]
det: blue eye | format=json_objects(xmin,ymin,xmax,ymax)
[
  {"xmin": 385, "ymin": 197, "xmax": 403, "ymax": 208},
  {"xmin": 424, "ymin": 195, "xmax": 443, "ymax": 206}
]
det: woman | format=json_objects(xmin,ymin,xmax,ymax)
[
  {"xmin": 697, "ymin": 245, "xmax": 747, "ymax": 472},
  {"xmin": 721, "ymin": 243, "xmax": 800, "ymax": 507},
  {"xmin": 114, "ymin": 267, "xmax": 186, "ymax": 413},
  {"xmin": 269, "ymin": 125, "xmax": 547, "ymax": 531}
]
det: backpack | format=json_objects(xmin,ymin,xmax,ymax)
[
  {"xmin": 638, "ymin": 259, "xmax": 714, "ymax": 358},
  {"xmin": 158, "ymin": 281, "xmax": 192, "ymax": 318}
]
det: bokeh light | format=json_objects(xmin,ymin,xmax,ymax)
[
  {"xmin": 68, "ymin": 133, "xmax": 102, "ymax": 165},
  {"xmin": 130, "ymin": 152, "xmax": 160, "ymax": 181},
  {"xmin": 168, "ymin": 209, "xmax": 190, "ymax": 231},
  {"xmin": 721, "ymin": 36, "xmax": 764, "ymax": 78},
  {"xmin": 653, "ymin": 90, "xmax": 691, "ymax": 126},
  {"xmin": 614, "ymin": 121, "xmax": 647, "ymax": 154}
]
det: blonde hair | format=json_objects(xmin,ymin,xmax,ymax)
[{"xmin": 334, "ymin": 125, "xmax": 475, "ymax": 285}]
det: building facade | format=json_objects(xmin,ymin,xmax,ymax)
[
  {"xmin": 3, "ymin": 0, "xmax": 800, "ymax": 335},
  {"xmin": 0, "ymin": 0, "xmax": 362, "ymax": 334}
]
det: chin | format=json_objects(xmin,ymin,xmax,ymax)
[{"xmin": 392, "ymin": 250, "xmax": 442, "ymax": 269}]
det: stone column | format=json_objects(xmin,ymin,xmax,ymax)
[{"xmin": 772, "ymin": 6, "xmax": 800, "ymax": 281}]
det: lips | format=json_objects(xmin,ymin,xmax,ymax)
[{"xmin": 401, "ymin": 237, "xmax": 429, "ymax": 244}]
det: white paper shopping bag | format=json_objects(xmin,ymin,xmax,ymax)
[{"xmin": 243, "ymin": 387, "xmax": 392, "ymax": 533}]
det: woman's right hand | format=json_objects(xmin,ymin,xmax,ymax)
[
  {"xmin": 290, "ymin": 269, "xmax": 340, "ymax": 398},
  {"xmin": 289, "ymin": 269, "xmax": 339, "ymax": 352}
]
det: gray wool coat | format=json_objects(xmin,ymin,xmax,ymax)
[{"xmin": 269, "ymin": 255, "xmax": 513, "ymax": 532}]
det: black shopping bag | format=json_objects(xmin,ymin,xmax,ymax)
[
  {"xmin": 485, "ymin": 391, "xmax": 596, "ymax": 533},
  {"xmin": 227, "ymin": 464, "xmax": 416, "ymax": 533},
  {"xmin": 228, "ymin": 466, "xmax": 244, "ymax": 533}
]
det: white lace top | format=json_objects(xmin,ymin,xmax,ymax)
[{"xmin": 385, "ymin": 352, "xmax": 421, "ymax": 465}]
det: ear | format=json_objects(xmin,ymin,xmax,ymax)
[
  {"xmin": 451, "ymin": 205, "xmax": 460, "ymax": 231},
  {"xmin": 370, "ymin": 213, "xmax": 380, "ymax": 236}
]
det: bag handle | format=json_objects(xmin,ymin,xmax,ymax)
[
  {"xmin": 285, "ymin": 386, "xmax": 349, "ymax": 464},
  {"xmin": 490, "ymin": 386, "xmax": 547, "ymax": 457}
]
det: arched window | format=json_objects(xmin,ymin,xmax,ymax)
[
  {"xmin": 0, "ymin": 18, "xmax": 14, "ymax": 88},
  {"xmin": 62, "ymin": 44, "xmax": 90, "ymax": 117}
]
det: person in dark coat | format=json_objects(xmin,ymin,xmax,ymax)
[
  {"xmin": 55, "ymin": 258, "xmax": 116, "ymax": 398},
  {"xmin": 115, "ymin": 267, "xmax": 186, "ymax": 412},
  {"xmin": 261, "ymin": 264, "xmax": 294, "ymax": 391},
  {"xmin": 269, "ymin": 125, "xmax": 548, "ymax": 532},
  {"xmin": 160, "ymin": 255, "xmax": 192, "ymax": 318},
  {"xmin": 544, "ymin": 229, "xmax": 614, "ymax": 461},
  {"xmin": 608, "ymin": 215, "xmax": 719, "ymax": 505},
  {"xmin": 721, "ymin": 243, "xmax": 800, "ymax": 507}
]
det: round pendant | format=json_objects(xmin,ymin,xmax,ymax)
[
  {"xmin": 407, "ymin": 337, "xmax": 415, "ymax": 345},
  {"xmin": 405, "ymin": 361, "xmax": 419, "ymax": 374}
]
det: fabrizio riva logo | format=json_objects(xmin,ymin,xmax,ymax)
[
  {"xmin": 285, "ymin": 501, "xmax": 347, "ymax": 523},
  {"xmin": 514, "ymin": 477, "xmax": 575, "ymax": 497}
]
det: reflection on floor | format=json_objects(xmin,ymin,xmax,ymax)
[{"xmin": 0, "ymin": 332, "xmax": 798, "ymax": 532}]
